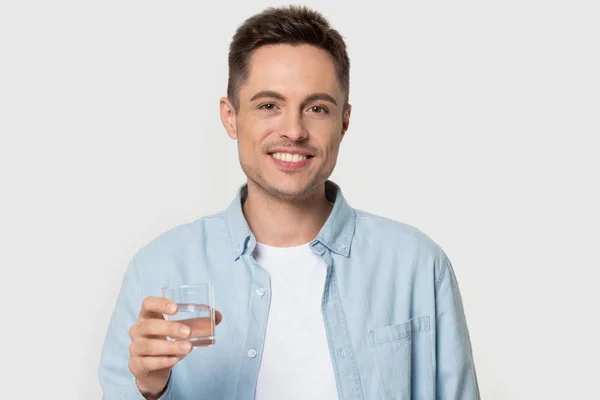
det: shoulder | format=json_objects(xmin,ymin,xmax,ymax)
[
  {"xmin": 354, "ymin": 209, "xmax": 443, "ymax": 253},
  {"xmin": 352, "ymin": 209, "xmax": 453, "ymax": 290},
  {"xmin": 131, "ymin": 211, "xmax": 227, "ymax": 265},
  {"xmin": 352, "ymin": 208, "xmax": 450, "ymax": 279}
]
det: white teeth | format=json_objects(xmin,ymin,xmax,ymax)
[{"xmin": 272, "ymin": 152, "xmax": 308, "ymax": 162}]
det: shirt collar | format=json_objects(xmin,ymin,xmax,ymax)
[{"xmin": 225, "ymin": 180, "xmax": 356, "ymax": 260}]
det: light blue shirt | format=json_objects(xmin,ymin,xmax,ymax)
[{"xmin": 99, "ymin": 181, "xmax": 480, "ymax": 399}]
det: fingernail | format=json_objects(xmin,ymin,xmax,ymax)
[
  {"xmin": 180, "ymin": 326, "xmax": 191, "ymax": 336},
  {"xmin": 180, "ymin": 342, "xmax": 192, "ymax": 352},
  {"xmin": 167, "ymin": 303, "xmax": 177, "ymax": 313}
]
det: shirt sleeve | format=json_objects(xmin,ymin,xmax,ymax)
[
  {"xmin": 434, "ymin": 255, "xmax": 481, "ymax": 400},
  {"xmin": 98, "ymin": 258, "xmax": 175, "ymax": 400}
]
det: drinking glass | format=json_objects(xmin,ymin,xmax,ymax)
[{"xmin": 161, "ymin": 283, "xmax": 215, "ymax": 347}]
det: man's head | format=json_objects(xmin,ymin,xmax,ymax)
[{"xmin": 220, "ymin": 5, "xmax": 351, "ymax": 200}]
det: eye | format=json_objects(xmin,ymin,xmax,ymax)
[
  {"xmin": 308, "ymin": 105, "xmax": 329, "ymax": 114},
  {"xmin": 258, "ymin": 103, "xmax": 278, "ymax": 111}
]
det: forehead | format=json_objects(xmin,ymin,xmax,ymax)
[{"xmin": 241, "ymin": 44, "xmax": 341, "ymax": 99}]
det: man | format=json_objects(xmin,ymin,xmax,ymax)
[{"xmin": 99, "ymin": 5, "xmax": 480, "ymax": 400}]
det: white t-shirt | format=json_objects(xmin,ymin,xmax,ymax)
[{"xmin": 252, "ymin": 242, "xmax": 339, "ymax": 400}]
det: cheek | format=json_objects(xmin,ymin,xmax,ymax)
[
  {"xmin": 307, "ymin": 119, "xmax": 342, "ymax": 145},
  {"xmin": 236, "ymin": 123, "xmax": 273, "ymax": 163},
  {"xmin": 238, "ymin": 116, "xmax": 276, "ymax": 143},
  {"xmin": 326, "ymin": 141, "xmax": 341, "ymax": 159},
  {"xmin": 237, "ymin": 136, "xmax": 259, "ymax": 165},
  {"xmin": 321, "ymin": 126, "xmax": 343, "ymax": 157}
]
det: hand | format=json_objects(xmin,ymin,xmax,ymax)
[{"xmin": 128, "ymin": 296, "xmax": 223, "ymax": 399}]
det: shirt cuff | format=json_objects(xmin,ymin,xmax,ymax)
[{"xmin": 132, "ymin": 377, "xmax": 174, "ymax": 400}]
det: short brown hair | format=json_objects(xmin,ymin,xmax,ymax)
[{"xmin": 227, "ymin": 5, "xmax": 350, "ymax": 111}]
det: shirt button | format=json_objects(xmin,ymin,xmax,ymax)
[
  {"xmin": 256, "ymin": 288, "xmax": 265, "ymax": 297},
  {"xmin": 247, "ymin": 349, "xmax": 257, "ymax": 358}
]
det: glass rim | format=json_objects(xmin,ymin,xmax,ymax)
[{"xmin": 161, "ymin": 283, "xmax": 212, "ymax": 291}]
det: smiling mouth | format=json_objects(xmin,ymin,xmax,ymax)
[{"xmin": 270, "ymin": 152, "xmax": 314, "ymax": 163}]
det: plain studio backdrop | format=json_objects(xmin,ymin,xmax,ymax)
[{"xmin": 1, "ymin": 1, "xmax": 598, "ymax": 399}]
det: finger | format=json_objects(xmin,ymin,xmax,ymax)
[
  {"xmin": 134, "ymin": 318, "xmax": 192, "ymax": 340},
  {"xmin": 179, "ymin": 316, "xmax": 218, "ymax": 339},
  {"xmin": 139, "ymin": 296, "xmax": 177, "ymax": 319},
  {"xmin": 129, "ymin": 356, "xmax": 179, "ymax": 375},
  {"xmin": 130, "ymin": 338, "xmax": 193, "ymax": 357},
  {"xmin": 215, "ymin": 310, "xmax": 223, "ymax": 326}
]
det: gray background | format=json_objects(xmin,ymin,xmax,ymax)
[{"xmin": 1, "ymin": 1, "xmax": 598, "ymax": 399}]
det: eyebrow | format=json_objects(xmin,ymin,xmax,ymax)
[
  {"xmin": 250, "ymin": 90, "xmax": 285, "ymax": 102},
  {"xmin": 303, "ymin": 93, "xmax": 338, "ymax": 107},
  {"xmin": 249, "ymin": 91, "xmax": 338, "ymax": 107}
]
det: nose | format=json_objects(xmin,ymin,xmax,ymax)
[{"xmin": 279, "ymin": 109, "xmax": 308, "ymax": 141}]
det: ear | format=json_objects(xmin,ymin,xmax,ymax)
[
  {"xmin": 220, "ymin": 97, "xmax": 238, "ymax": 140},
  {"xmin": 341, "ymin": 104, "xmax": 352, "ymax": 138}
]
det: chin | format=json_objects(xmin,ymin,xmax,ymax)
[
  {"xmin": 260, "ymin": 176, "xmax": 323, "ymax": 200},
  {"xmin": 267, "ymin": 183, "xmax": 313, "ymax": 200},
  {"xmin": 242, "ymin": 162, "xmax": 327, "ymax": 200}
]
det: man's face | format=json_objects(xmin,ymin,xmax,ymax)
[{"xmin": 221, "ymin": 44, "xmax": 351, "ymax": 200}]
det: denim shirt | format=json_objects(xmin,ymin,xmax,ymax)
[{"xmin": 98, "ymin": 181, "xmax": 480, "ymax": 400}]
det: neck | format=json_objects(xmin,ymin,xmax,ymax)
[{"xmin": 242, "ymin": 180, "xmax": 333, "ymax": 247}]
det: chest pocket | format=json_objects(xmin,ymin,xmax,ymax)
[{"xmin": 369, "ymin": 316, "xmax": 434, "ymax": 400}]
